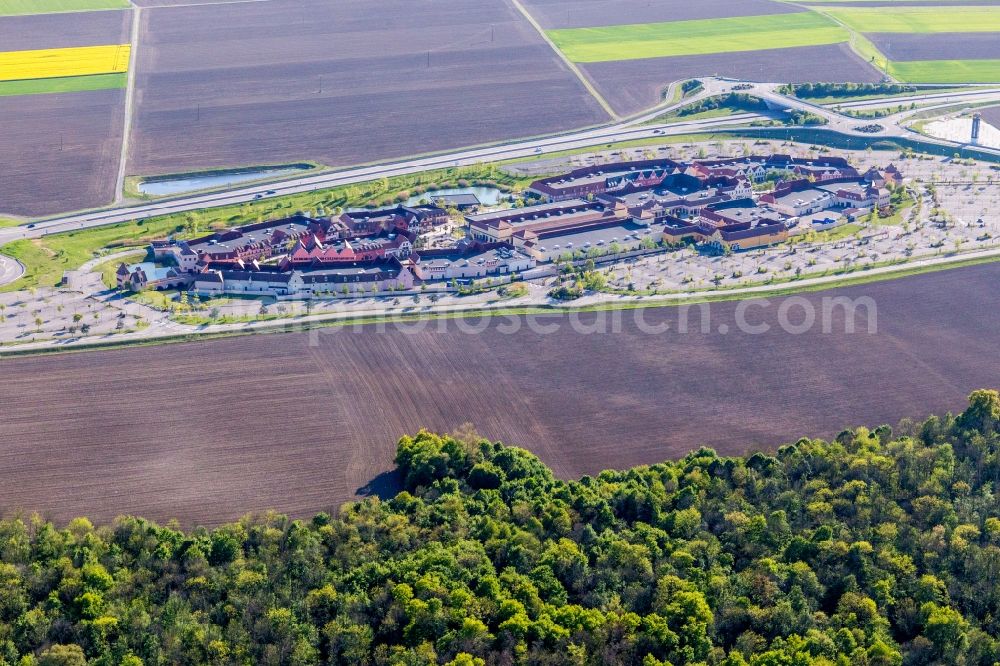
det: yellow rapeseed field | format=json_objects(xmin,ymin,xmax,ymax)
[{"xmin": 0, "ymin": 44, "xmax": 130, "ymax": 82}]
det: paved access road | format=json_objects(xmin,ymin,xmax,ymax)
[{"xmin": 743, "ymin": 83, "xmax": 1000, "ymax": 142}]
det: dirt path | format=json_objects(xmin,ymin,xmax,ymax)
[
  {"xmin": 114, "ymin": 5, "xmax": 141, "ymax": 204},
  {"xmin": 505, "ymin": 0, "xmax": 620, "ymax": 121}
]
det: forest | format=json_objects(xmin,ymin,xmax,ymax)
[{"xmin": 3, "ymin": 391, "xmax": 1000, "ymax": 665}]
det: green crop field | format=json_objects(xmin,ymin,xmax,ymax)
[
  {"xmin": 889, "ymin": 59, "xmax": 1000, "ymax": 84},
  {"xmin": 0, "ymin": 0, "xmax": 128, "ymax": 14},
  {"xmin": 818, "ymin": 6, "xmax": 1000, "ymax": 32},
  {"xmin": 547, "ymin": 12, "xmax": 849, "ymax": 63},
  {"xmin": 0, "ymin": 73, "xmax": 126, "ymax": 97}
]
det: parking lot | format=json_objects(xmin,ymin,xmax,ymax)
[
  {"xmin": 555, "ymin": 149, "xmax": 1000, "ymax": 294},
  {"xmin": 0, "ymin": 287, "xmax": 146, "ymax": 346}
]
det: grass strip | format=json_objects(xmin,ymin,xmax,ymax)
[
  {"xmin": 0, "ymin": 0, "xmax": 128, "ymax": 15},
  {"xmin": 547, "ymin": 12, "xmax": 848, "ymax": 63},
  {"xmin": 0, "ymin": 72, "xmax": 125, "ymax": 97}
]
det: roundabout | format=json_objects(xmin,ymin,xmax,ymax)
[{"xmin": 0, "ymin": 253, "xmax": 24, "ymax": 287}]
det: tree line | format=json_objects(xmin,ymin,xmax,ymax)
[
  {"xmin": 777, "ymin": 83, "xmax": 918, "ymax": 100},
  {"xmin": 3, "ymin": 391, "xmax": 1000, "ymax": 664},
  {"xmin": 677, "ymin": 94, "xmax": 767, "ymax": 117}
]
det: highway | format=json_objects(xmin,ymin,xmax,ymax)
[
  {"xmin": 746, "ymin": 84, "xmax": 1000, "ymax": 143},
  {"xmin": 833, "ymin": 87, "xmax": 1000, "ymax": 111},
  {"xmin": 1, "ymin": 78, "xmax": 999, "ymax": 253}
]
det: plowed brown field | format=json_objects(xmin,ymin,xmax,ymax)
[
  {"xmin": 581, "ymin": 44, "xmax": 882, "ymax": 116},
  {"xmin": 981, "ymin": 105, "xmax": 1000, "ymax": 127},
  {"xmin": 127, "ymin": 0, "xmax": 607, "ymax": 177},
  {"xmin": 2, "ymin": 264, "xmax": 999, "ymax": 526},
  {"xmin": 868, "ymin": 33, "xmax": 1000, "ymax": 61},
  {"xmin": 516, "ymin": 0, "xmax": 797, "ymax": 30},
  {"xmin": 0, "ymin": 89, "xmax": 125, "ymax": 217}
]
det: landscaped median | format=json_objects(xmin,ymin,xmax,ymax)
[{"xmin": 0, "ymin": 71, "xmax": 125, "ymax": 96}]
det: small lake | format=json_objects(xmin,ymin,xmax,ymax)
[
  {"xmin": 924, "ymin": 116, "xmax": 1000, "ymax": 150},
  {"xmin": 137, "ymin": 166, "xmax": 311, "ymax": 196},
  {"xmin": 405, "ymin": 186, "xmax": 504, "ymax": 207}
]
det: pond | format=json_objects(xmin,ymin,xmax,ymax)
[
  {"xmin": 137, "ymin": 166, "xmax": 312, "ymax": 196},
  {"xmin": 404, "ymin": 186, "xmax": 504, "ymax": 207}
]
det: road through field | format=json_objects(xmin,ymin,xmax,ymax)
[
  {"xmin": 113, "ymin": 4, "xmax": 140, "ymax": 204},
  {"xmin": 508, "ymin": 0, "xmax": 619, "ymax": 119},
  {"xmin": 2, "ymin": 263, "xmax": 999, "ymax": 526}
]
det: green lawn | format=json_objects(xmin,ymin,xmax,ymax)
[
  {"xmin": 547, "ymin": 12, "xmax": 849, "ymax": 63},
  {"xmin": 819, "ymin": 6, "xmax": 1000, "ymax": 32},
  {"xmin": 889, "ymin": 59, "xmax": 1000, "ymax": 84},
  {"xmin": 131, "ymin": 290, "xmax": 178, "ymax": 310},
  {"xmin": 96, "ymin": 251, "xmax": 143, "ymax": 288},
  {"xmin": 0, "ymin": 0, "xmax": 129, "ymax": 14},
  {"xmin": 0, "ymin": 73, "xmax": 126, "ymax": 97},
  {"xmin": 872, "ymin": 209, "xmax": 906, "ymax": 227},
  {"xmin": 660, "ymin": 106, "xmax": 742, "ymax": 124},
  {"xmin": 810, "ymin": 222, "xmax": 864, "ymax": 242},
  {"xmin": 0, "ymin": 239, "xmax": 64, "ymax": 288}
]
